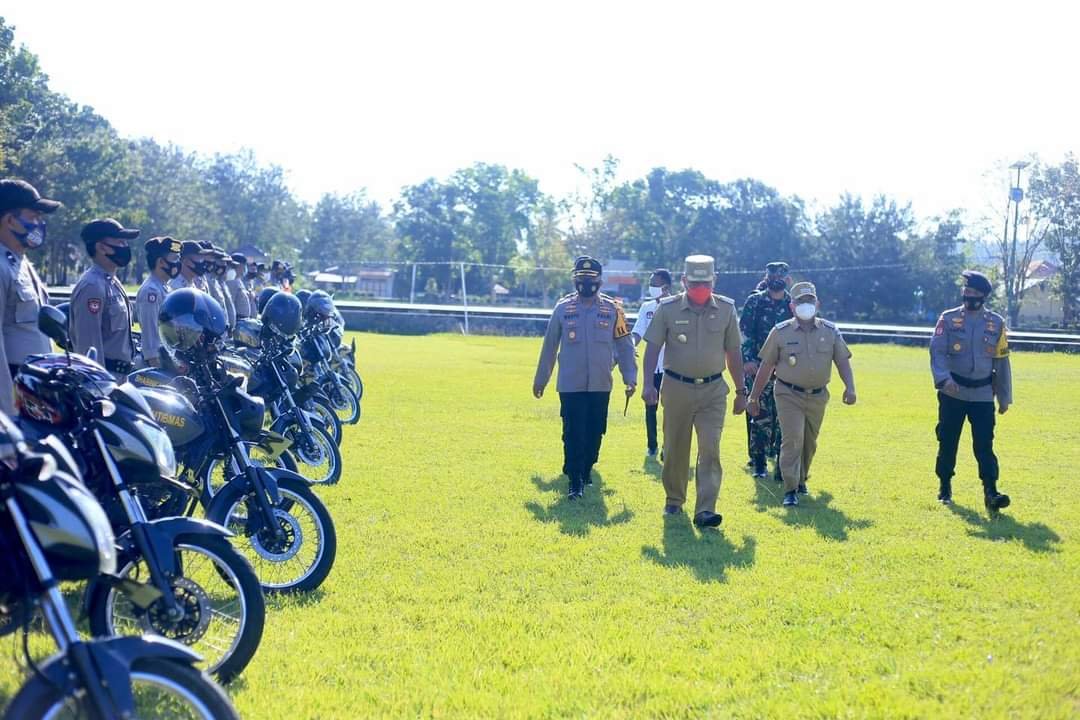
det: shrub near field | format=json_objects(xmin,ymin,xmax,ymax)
[{"xmin": 3, "ymin": 335, "xmax": 1078, "ymax": 719}]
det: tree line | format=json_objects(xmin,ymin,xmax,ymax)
[{"xmin": 2, "ymin": 18, "xmax": 1077, "ymax": 326}]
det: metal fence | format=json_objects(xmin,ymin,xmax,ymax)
[{"xmin": 47, "ymin": 289, "xmax": 1080, "ymax": 349}]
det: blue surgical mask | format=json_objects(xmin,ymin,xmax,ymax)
[{"xmin": 11, "ymin": 216, "xmax": 46, "ymax": 249}]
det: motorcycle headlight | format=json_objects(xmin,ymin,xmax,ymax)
[{"xmin": 138, "ymin": 420, "xmax": 177, "ymax": 479}]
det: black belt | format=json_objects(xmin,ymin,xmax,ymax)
[
  {"xmin": 777, "ymin": 378, "xmax": 825, "ymax": 395},
  {"xmin": 105, "ymin": 359, "xmax": 133, "ymax": 374},
  {"xmin": 950, "ymin": 373, "xmax": 992, "ymax": 388},
  {"xmin": 664, "ymin": 370, "xmax": 724, "ymax": 385}
]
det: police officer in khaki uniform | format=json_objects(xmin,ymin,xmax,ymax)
[
  {"xmin": 641, "ymin": 255, "xmax": 746, "ymax": 528},
  {"xmin": 70, "ymin": 219, "xmax": 138, "ymax": 375},
  {"xmin": 200, "ymin": 243, "xmax": 235, "ymax": 330},
  {"xmin": 929, "ymin": 270, "xmax": 1012, "ymax": 514},
  {"xmin": 747, "ymin": 282, "xmax": 857, "ymax": 507},
  {"xmin": 135, "ymin": 236, "xmax": 180, "ymax": 367},
  {"xmin": 533, "ymin": 256, "xmax": 637, "ymax": 499},
  {"xmin": 170, "ymin": 241, "xmax": 210, "ymax": 292},
  {"xmin": 227, "ymin": 253, "xmax": 253, "ymax": 319},
  {"xmin": 0, "ymin": 179, "xmax": 59, "ymax": 413}
]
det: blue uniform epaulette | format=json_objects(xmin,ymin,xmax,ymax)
[
  {"xmin": 713, "ymin": 294, "xmax": 735, "ymax": 305},
  {"xmin": 658, "ymin": 294, "xmax": 681, "ymax": 305},
  {"xmin": 820, "ymin": 319, "xmax": 838, "ymax": 330},
  {"xmin": 776, "ymin": 318, "xmax": 796, "ymax": 329}
]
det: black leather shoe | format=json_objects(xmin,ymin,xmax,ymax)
[
  {"xmin": 797, "ymin": 482, "xmax": 808, "ymax": 495},
  {"xmin": 985, "ymin": 492, "xmax": 1010, "ymax": 514},
  {"xmin": 568, "ymin": 479, "xmax": 584, "ymax": 499},
  {"xmin": 751, "ymin": 456, "xmax": 766, "ymax": 479},
  {"xmin": 663, "ymin": 504, "xmax": 682, "ymax": 516},
  {"xmin": 782, "ymin": 491, "xmax": 798, "ymax": 507},
  {"xmin": 584, "ymin": 468, "xmax": 593, "ymax": 486},
  {"xmin": 693, "ymin": 511, "xmax": 723, "ymax": 528},
  {"xmin": 938, "ymin": 481, "xmax": 952, "ymax": 505}
]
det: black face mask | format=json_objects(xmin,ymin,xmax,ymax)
[
  {"xmin": 192, "ymin": 260, "xmax": 208, "ymax": 276},
  {"xmin": 963, "ymin": 295, "xmax": 985, "ymax": 311},
  {"xmin": 575, "ymin": 280, "xmax": 599, "ymax": 298},
  {"xmin": 107, "ymin": 245, "xmax": 132, "ymax": 268},
  {"xmin": 163, "ymin": 259, "xmax": 181, "ymax": 278},
  {"xmin": 766, "ymin": 279, "xmax": 786, "ymax": 291}
]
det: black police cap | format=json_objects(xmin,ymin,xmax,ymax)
[
  {"xmin": 0, "ymin": 179, "xmax": 61, "ymax": 215},
  {"xmin": 80, "ymin": 218, "xmax": 139, "ymax": 244},
  {"xmin": 572, "ymin": 256, "xmax": 602, "ymax": 278},
  {"xmin": 962, "ymin": 269, "xmax": 993, "ymax": 296}
]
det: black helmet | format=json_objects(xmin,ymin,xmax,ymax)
[
  {"xmin": 233, "ymin": 318, "xmax": 263, "ymax": 349},
  {"xmin": 295, "ymin": 289, "xmax": 312, "ymax": 309},
  {"xmin": 158, "ymin": 288, "xmax": 227, "ymax": 351},
  {"xmin": 260, "ymin": 291, "xmax": 303, "ymax": 338},
  {"xmin": 304, "ymin": 290, "xmax": 335, "ymax": 324},
  {"xmin": 256, "ymin": 287, "xmax": 278, "ymax": 315}
]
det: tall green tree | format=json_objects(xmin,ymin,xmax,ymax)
[{"xmin": 1028, "ymin": 154, "xmax": 1080, "ymax": 325}]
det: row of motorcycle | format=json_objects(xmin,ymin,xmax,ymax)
[{"xmin": 0, "ymin": 287, "xmax": 361, "ymax": 719}]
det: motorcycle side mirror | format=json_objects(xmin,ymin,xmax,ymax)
[
  {"xmin": 38, "ymin": 306, "xmax": 71, "ymax": 351},
  {"xmin": 87, "ymin": 347, "xmax": 99, "ymax": 362}
]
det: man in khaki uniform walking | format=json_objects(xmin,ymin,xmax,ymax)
[
  {"xmin": 641, "ymin": 255, "xmax": 746, "ymax": 528},
  {"xmin": 747, "ymin": 282, "xmax": 857, "ymax": 507}
]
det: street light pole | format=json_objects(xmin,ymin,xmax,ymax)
[{"xmin": 1007, "ymin": 160, "xmax": 1030, "ymax": 324}]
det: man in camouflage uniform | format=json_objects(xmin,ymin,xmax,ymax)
[
  {"xmin": 739, "ymin": 261, "xmax": 793, "ymax": 480},
  {"xmin": 533, "ymin": 256, "xmax": 637, "ymax": 499},
  {"xmin": 929, "ymin": 269, "xmax": 1012, "ymax": 515}
]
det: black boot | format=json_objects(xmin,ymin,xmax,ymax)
[
  {"xmin": 568, "ymin": 477, "xmax": 584, "ymax": 499},
  {"xmin": 752, "ymin": 454, "xmax": 767, "ymax": 479},
  {"xmin": 982, "ymin": 478, "xmax": 1010, "ymax": 515},
  {"xmin": 938, "ymin": 479, "xmax": 952, "ymax": 505}
]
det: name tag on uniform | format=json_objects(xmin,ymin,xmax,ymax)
[
  {"xmin": 675, "ymin": 320, "xmax": 690, "ymax": 325},
  {"xmin": 786, "ymin": 341, "xmax": 799, "ymax": 345}
]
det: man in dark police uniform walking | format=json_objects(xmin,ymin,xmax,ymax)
[{"xmin": 533, "ymin": 256, "xmax": 637, "ymax": 499}]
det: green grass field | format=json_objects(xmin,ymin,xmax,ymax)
[{"xmin": 3, "ymin": 334, "xmax": 1079, "ymax": 718}]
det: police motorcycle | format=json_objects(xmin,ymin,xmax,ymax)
[
  {"xmin": 238, "ymin": 292, "xmax": 342, "ymax": 485},
  {"xmin": 132, "ymin": 289, "xmax": 337, "ymax": 594},
  {"xmin": 17, "ymin": 306, "xmax": 265, "ymax": 683},
  {"xmin": 0, "ymin": 411, "xmax": 240, "ymax": 720},
  {"xmin": 231, "ymin": 315, "xmax": 344, "ymax": 448},
  {"xmin": 298, "ymin": 291, "xmax": 360, "ymax": 427}
]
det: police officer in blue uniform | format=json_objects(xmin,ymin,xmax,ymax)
[
  {"xmin": 533, "ymin": 256, "xmax": 637, "ymax": 498},
  {"xmin": 929, "ymin": 270, "xmax": 1013, "ymax": 515}
]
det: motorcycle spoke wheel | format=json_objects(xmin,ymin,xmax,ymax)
[
  {"xmin": 103, "ymin": 545, "xmax": 248, "ymax": 678},
  {"xmin": 222, "ymin": 488, "xmax": 327, "ymax": 592}
]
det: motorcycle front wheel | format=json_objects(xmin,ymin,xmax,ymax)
[
  {"xmin": 4, "ymin": 657, "xmax": 239, "ymax": 720},
  {"xmin": 87, "ymin": 536, "xmax": 265, "ymax": 684}
]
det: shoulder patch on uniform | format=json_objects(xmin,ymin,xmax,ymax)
[
  {"xmin": 713, "ymin": 294, "xmax": 735, "ymax": 305},
  {"xmin": 148, "ymin": 291, "xmax": 157, "ymax": 304},
  {"xmin": 87, "ymin": 298, "xmax": 102, "ymax": 314}
]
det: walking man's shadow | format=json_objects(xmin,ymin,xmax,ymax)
[
  {"xmin": 752, "ymin": 479, "xmax": 872, "ymax": 541},
  {"xmin": 525, "ymin": 472, "xmax": 634, "ymax": 537},
  {"xmin": 641, "ymin": 513, "xmax": 756, "ymax": 583},
  {"xmin": 948, "ymin": 504, "xmax": 1061, "ymax": 554}
]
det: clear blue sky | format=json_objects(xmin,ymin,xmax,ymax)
[{"xmin": 5, "ymin": 1, "xmax": 1077, "ymax": 225}]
